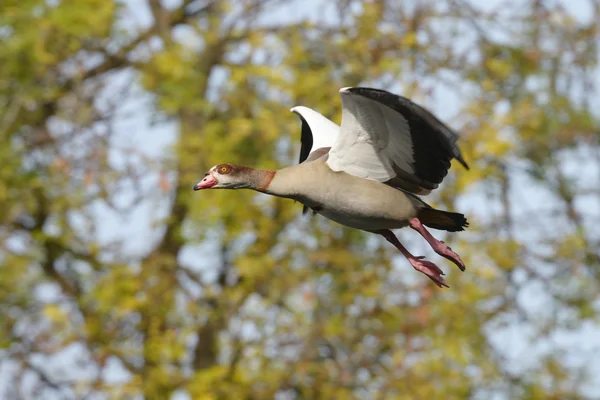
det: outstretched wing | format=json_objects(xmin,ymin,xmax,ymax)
[{"xmin": 327, "ymin": 87, "xmax": 468, "ymax": 195}]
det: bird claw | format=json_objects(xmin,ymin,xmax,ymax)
[
  {"xmin": 434, "ymin": 242, "xmax": 466, "ymax": 272},
  {"xmin": 378, "ymin": 229, "xmax": 451, "ymax": 288},
  {"xmin": 408, "ymin": 256, "xmax": 449, "ymax": 288},
  {"xmin": 409, "ymin": 218, "xmax": 466, "ymax": 272}
]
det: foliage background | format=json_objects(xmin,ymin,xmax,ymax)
[{"xmin": 1, "ymin": 0, "xmax": 599, "ymax": 399}]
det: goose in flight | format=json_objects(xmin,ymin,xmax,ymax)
[{"xmin": 194, "ymin": 87, "xmax": 469, "ymax": 288}]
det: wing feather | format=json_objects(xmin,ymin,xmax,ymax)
[
  {"xmin": 327, "ymin": 87, "xmax": 468, "ymax": 194},
  {"xmin": 290, "ymin": 106, "xmax": 339, "ymax": 163}
]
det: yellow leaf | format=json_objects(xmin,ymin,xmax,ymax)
[{"xmin": 43, "ymin": 304, "xmax": 66, "ymax": 323}]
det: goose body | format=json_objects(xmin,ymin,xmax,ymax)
[
  {"xmin": 194, "ymin": 87, "xmax": 469, "ymax": 288},
  {"xmin": 267, "ymin": 157, "xmax": 421, "ymax": 231}
]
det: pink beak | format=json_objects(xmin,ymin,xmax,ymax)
[{"xmin": 193, "ymin": 173, "xmax": 218, "ymax": 190}]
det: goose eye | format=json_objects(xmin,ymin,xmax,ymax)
[{"xmin": 220, "ymin": 167, "xmax": 228, "ymax": 173}]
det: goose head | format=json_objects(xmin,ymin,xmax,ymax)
[{"xmin": 194, "ymin": 164, "xmax": 267, "ymax": 190}]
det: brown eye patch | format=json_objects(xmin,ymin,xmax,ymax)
[
  {"xmin": 215, "ymin": 164, "xmax": 232, "ymax": 174},
  {"xmin": 214, "ymin": 164, "xmax": 252, "ymax": 176}
]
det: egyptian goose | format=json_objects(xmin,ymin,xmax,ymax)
[{"xmin": 194, "ymin": 87, "xmax": 469, "ymax": 288}]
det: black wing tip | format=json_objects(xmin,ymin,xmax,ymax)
[
  {"xmin": 351, "ymin": 87, "xmax": 471, "ymax": 170},
  {"xmin": 457, "ymin": 157, "xmax": 469, "ymax": 170},
  {"xmin": 454, "ymin": 150, "xmax": 469, "ymax": 170}
]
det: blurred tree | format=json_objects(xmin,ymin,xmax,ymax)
[{"xmin": 0, "ymin": 0, "xmax": 599, "ymax": 399}]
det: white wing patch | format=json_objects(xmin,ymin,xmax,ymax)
[
  {"xmin": 327, "ymin": 89, "xmax": 415, "ymax": 182},
  {"xmin": 290, "ymin": 106, "xmax": 340, "ymax": 153}
]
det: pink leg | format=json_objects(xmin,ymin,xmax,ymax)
[
  {"xmin": 409, "ymin": 217, "xmax": 466, "ymax": 271},
  {"xmin": 379, "ymin": 229, "xmax": 449, "ymax": 288}
]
